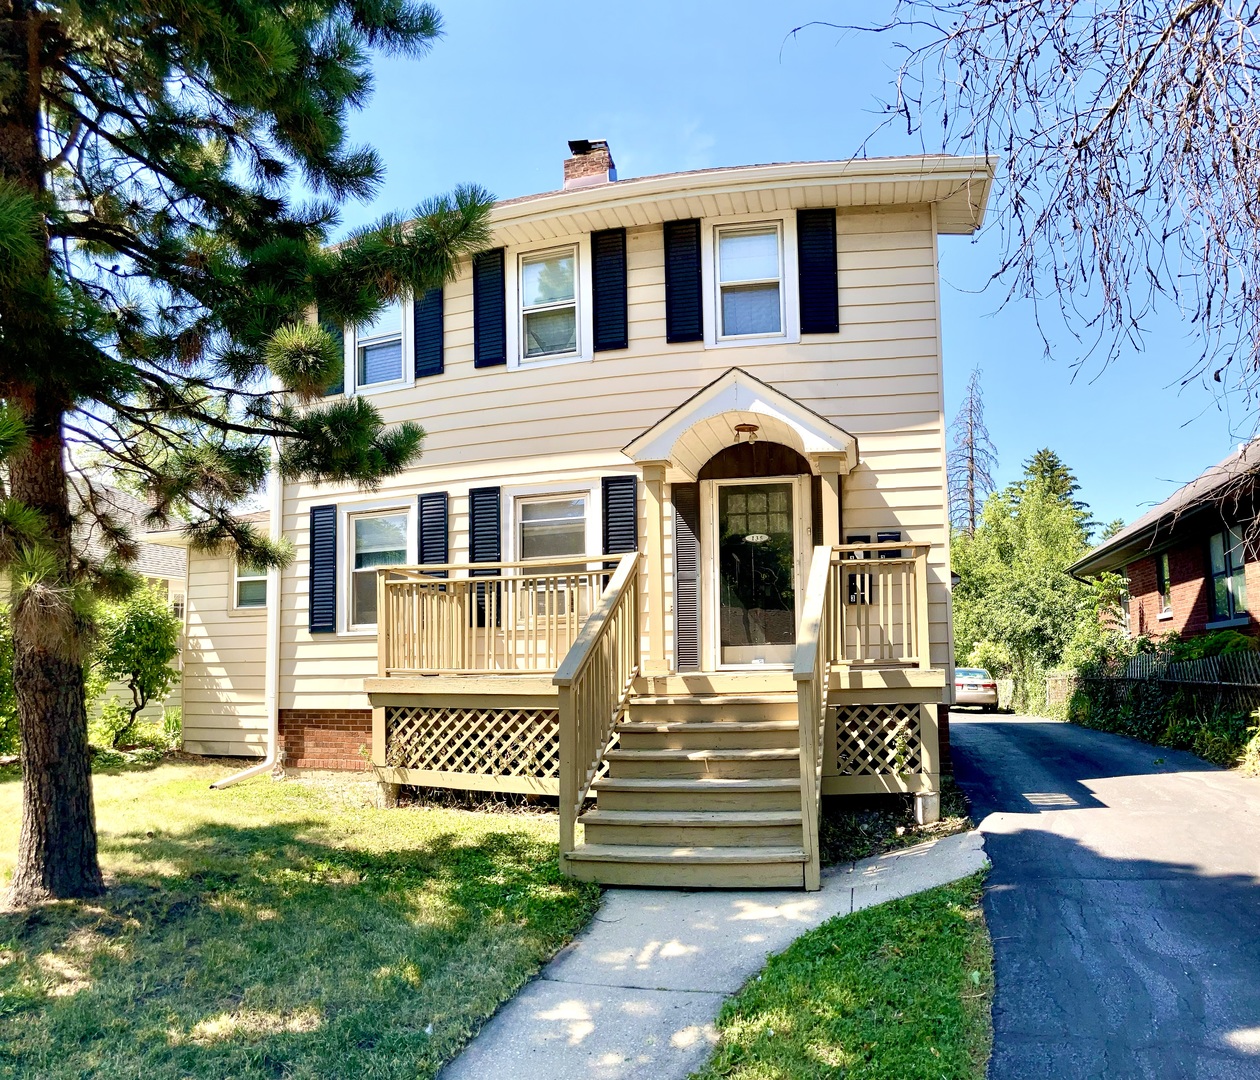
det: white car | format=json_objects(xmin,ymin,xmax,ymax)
[{"xmin": 955, "ymin": 667, "xmax": 999, "ymax": 711}]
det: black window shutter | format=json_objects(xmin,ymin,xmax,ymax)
[
  {"xmin": 414, "ymin": 287, "xmax": 444, "ymax": 379},
  {"xmin": 309, "ymin": 505, "xmax": 337, "ymax": 633},
  {"xmin": 473, "ymin": 249, "xmax": 507, "ymax": 367},
  {"xmin": 797, "ymin": 209, "xmax": 839, "ymax": 334},
  {"xmin": 664, "ymin": 220, "xmax": 703, "ymax": 344},
  {"xmin": 418, "ymin": 492, "xmax": 449, "ymax": 577},
  {"xmin": 317, "ymin": 311, "xmax": 345, "ymax": 396},
  {"xmin": 602, "ymin": 476, "xmax": 638, "ymax": 561},
  {"xmin": 673, "ymin": 483, "xmax": 701, "ymax": 671},
  {"xmin": 592, "ymin": 228, "xmax": 628, "ymax": 351},
  {"xmin": 468, "ymin": 486, "xmax": 501, "ymax": 626}
]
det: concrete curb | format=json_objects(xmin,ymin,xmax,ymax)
[{"xmin": 441, "ymin": 829, "xmax": 989, "ymax": 1079}]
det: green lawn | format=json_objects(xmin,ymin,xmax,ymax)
[
  {"xmin": 0, "ymin": 762, "xmax": 600, "ymax": 1079},
  {"xmin": 691, "ymin": 873, "xmax": 993, "ymax": 1080}
]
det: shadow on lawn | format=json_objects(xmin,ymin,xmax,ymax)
[{"xmin": 0, "ymin": 817, "xmax": 593, "ymax": 1080}]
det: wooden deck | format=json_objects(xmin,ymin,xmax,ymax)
[{"xmin": 366, "ymin": 544, "xmax": 944, "ymax": 890}]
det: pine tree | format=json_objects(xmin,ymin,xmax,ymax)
[
  {"xmin": 0, "ymin": 0, "xmax": 492, "ymax": 904},
  {"xmin": 1013, "ymin": 449, "xmax": 1093, "ymax": 532},
  {"xmin": 947, "ymin": 367, "xmax": 998, "ymax": 535}
]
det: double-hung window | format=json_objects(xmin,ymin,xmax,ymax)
[
  {"xmin": 716, "ymin": 224, "xmax": 783, "ymax": 338},
  {"xmin": 1209, "ymin": 527, "xmax": 1248, "ymax": 621},
  {"xmin": 520, "ymin": 247, "xmax": 578, "ymax": 360},
  {"xmin": 350, "ymin": 512, "xmax": 408, "ymax": 627},
  {"xmin": 235, "ymin": 562, "xmax": 267, "ymax": 609},
  {"xmin": 355, "ymin": 300, "xmax": 404, "ymax": 388},
  {"xmin": 517, "ymin": 495, "xmax": 588, "ymax": 615},
  {"xmin": 1156, "ymin": 553, "xmax": 1173, "ymax": 616}
]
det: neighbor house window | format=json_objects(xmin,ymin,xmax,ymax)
[
  {"xmin": 716, "ymin": 224, "xmax": 783, "ymax": 338},
  {"xmin": 355, "ymin": 300, "xmax": 404, "ymax": 387},
  {"xmin": 1156, "ymin": 553, "xmax": 1173, "ymax": 616},
  {"xmin": 235, "ymin": 562, "xmax": 267, "ymax": 608},
  {"xmin": 351, "ymin": 512, "xmax": 408, "ymax": 627},
  {"xmin": 520, "ymin": 247, "xmax": 578, "ymax": 360},
  {"xmin": 171, "ymin": 591, "xmax": 186, "ymax": 620},
  {"xmin": 518, "ymin": 495, "xmax": 587, "ymax": 566},
  {"xmin": 1209, "ymin": 527, "xmax": 1248, "ymax": 621}
]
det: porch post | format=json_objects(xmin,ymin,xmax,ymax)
[
  {"xmin": 641, "ymin": 460, "xmax": 670, "ymax": 675},
  {"xmin": 816, "ymin": 455, "xmax": 844, "ymax": 546}
]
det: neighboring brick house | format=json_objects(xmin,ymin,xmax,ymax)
[{"xmin": 1069, "ymin": 441, "xmax": 1260, "ymax": 640}]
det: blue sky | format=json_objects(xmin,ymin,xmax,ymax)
[{"xmin": 335, "ymin": 0, "xmax": 1249, "ymax": 531}]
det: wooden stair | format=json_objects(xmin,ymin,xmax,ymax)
[{"xmin": 565, "ymin": 691, "xmax": 808, "ymax": 888}]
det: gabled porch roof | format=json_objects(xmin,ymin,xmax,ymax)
[{"xmin": 621, "ymin": 368, "xmax": 858, "ymax": 480}]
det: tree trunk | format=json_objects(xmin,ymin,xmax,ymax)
[
  {"xmin": 6, "ymin": 398, "xmax": 104, "ymax": 905},
  {"xmin": 0, "ymin": 0, "xmax": 103, "ymax": 905}
]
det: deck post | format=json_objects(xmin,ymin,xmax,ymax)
[
  {"xmin": 641, "ymin": 461, "xmax": 669, "ymax": 675},
  {"xmin": 814, "ymin": 455, "xmax": 844, "ymax": 546},
  {"xmin": 557, "ymin": 683, "xmax": 576, "ymax": 875}
]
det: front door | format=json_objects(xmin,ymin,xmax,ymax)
[{"xmin": 703, "ymin": 476, "xmax": 807, "ymax": 668}]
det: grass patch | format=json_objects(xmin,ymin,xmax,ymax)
[
  {"xmin": 691, "ymin": 872, "xmax": 993, "ymax": 1080},
  {"xmin": 0, "ymin": 762, "xmax": 600, "ymax": 1079},
  {"xmin": 819, "ymin": 775, "xmax": 972, "ymax": 866}
]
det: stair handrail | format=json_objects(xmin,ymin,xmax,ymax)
[
  {"xmin": 794, "ymin": 545, "xmax": 836, "ymax": 891},
  {"xmin": 555, "ymin": 550, "xmax": 641, "ymax": 872}
]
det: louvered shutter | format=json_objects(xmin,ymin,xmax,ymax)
[
  {"xmin": 414, "ymin": 287, "xmax": 444, "ymax": 378},
  {"xmin": 602, "ymin": 476, "xmax": 638, "ymax": 572},
  {"xmin": 673, "ymin": 483, "xmax": 701, "ymax": 671},
  {"xmin": 318, "ymin": 311, "xmax": 345, "ymax": 396},
  {"xmin": 592, "ymin": 228, "xmax": 628, "ymax": 351},
  {"xmin": 664, "ymin": 220, "xmax": 703, "ymax": 344},
  {"xmin": 309, "ymin": 505, "xmax": 337, "ymax": 632},
  {"xmin": 473, "ymin": 249, "xmax": 507, "ymax": 367},
  {"xmin": 468, "ymin": 486, "xmax": 501, "ymax": 626},
  {"xmin": 417, "ymin": 492, "xmax": 449, "ymax": 578},
  {"xmin": 797, "ymin": 209, "xmax": 839, "ymax": 334}
]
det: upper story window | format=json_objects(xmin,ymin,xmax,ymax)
[
  {"xmin": 1156, "ymin": 552, "xmax": 1172, "ymax": 616},
  {"xmin": 350, "ymin": 511, "xmax": 408, "ymax": 627},
  {"xmin": 520, "ymin": 247, "xmax": 578, "ymax": 360},
  {"xmin": 716, "ymin": 224, "xmax": 784, "ymax": 339},
  {"xmin": 1209, "ymin": 527, "xmax": 1247, "ymax": 621},
  {"xmin": 355, "ymin": 301, "xmax": 404, "ymax": 388},
  {"xmin": 235, "ymin": 562, "xmax": 267, "ymax": 609}
]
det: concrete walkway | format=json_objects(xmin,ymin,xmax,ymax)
[{"xmin": 442, "ymin": 830, "xmax": 988, "ymax": 1080}]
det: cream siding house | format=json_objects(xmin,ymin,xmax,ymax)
[{"xmin": 168, "ymin": 144, "xmax": 993, "ymax": 889}]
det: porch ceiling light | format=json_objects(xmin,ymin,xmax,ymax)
[{"xmin": 734, "ymin": 422, "xmax": 759, "ymax": 443}]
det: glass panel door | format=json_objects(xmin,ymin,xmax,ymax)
[{"xmin": 717, "ymin": 481, "xmax": 796, "ymax": 665}]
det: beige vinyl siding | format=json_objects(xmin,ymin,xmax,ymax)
[
  {"xmin": 278, "ymin": 204, "xmax": 952, "ymax": 709},
  {"xmin": 182, "ymin": 551, "xmax": 268, "ymax": 756}
]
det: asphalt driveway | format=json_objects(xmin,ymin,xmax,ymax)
[{"xmin": 950, "ymin": 715, "xmax": 1260, "ymax": 1080}]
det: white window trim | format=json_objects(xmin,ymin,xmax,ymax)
[
  {"xmin": 337, "ymin": 499, "xmax": 416, "ymax": 635},
  {"xmin": 701, "ymin": 214, "xmax": 801, "ymax": 349},
  {"xmin": 233, "ymin": 560, "xmax": 268, "ymax": 612},
  {"xmin": 506, "ymin": 234, "xmax": 594, "ymax": 370},
  {"xmin": 501, "ymin": 480, "xmax": 601, "ymax": 565},
  {"xmin": 346, "ymin": 297, "xmax": 414, "ymax": 396}
]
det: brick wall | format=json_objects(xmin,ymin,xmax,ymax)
[
  {"xmin": 1126, "ymin": 538, "xmax": 1259, "ymax": 639},
  {"xmin": 279, "ymin": 709, "xmax": 373, "ymax": 771}
]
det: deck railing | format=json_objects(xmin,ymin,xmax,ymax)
[
  {"xmin": 794, "ymin": 546, "xmax": 834, "ymax": 891},
  {"xmin": 831, "ymin": 541, "xmax": 931, "ymax": 668},
  {"xmin": 376, "ymin": 557, "xmax": 611, "ymax": 675},
  {"xmin": 555, "ymin": 552, "xmax": 641, "ymax": 869}
]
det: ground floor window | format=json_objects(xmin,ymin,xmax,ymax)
[
  {"xmin": 351, "ymin": 511, "xmax": 408, "ymax": 627},
  {"xmin": 1209, "ymin": 527, "xmax": 1247, "ymax": 621},
  {"xmin": 517, "ymin": 495, "xmax": 587, "ymax": 567},
  {"xmin": 235, "ymin": 562, "xmax": 267, "ymax": 608}
]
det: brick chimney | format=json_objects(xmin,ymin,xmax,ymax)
[{"xmin": 563, "ymin": 139, "xmax": 616, "ymax": 190}]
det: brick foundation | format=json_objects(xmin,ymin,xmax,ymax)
[{"xmin": 279, "ymin": 709, "xmax": 373, "ymax": 771}]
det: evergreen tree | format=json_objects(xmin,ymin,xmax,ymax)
[
  {"xmin": 946, "ymin": 366, "xmax": 998, "ymax": 535},
  {"xmin": 0, "ymin": 0, "xmax": 492, "ymax": 904}
]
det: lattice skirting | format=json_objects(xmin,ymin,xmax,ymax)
[
  {"xmin": 384, "ymin": 705, "xmax": 560, "ymax": 782},
  {"xmin": 833, "ymin": 703, "xmax": 924, "ymax": 777}
]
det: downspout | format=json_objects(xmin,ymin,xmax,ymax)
[{"xmin": 210, "ymin": 439, "xmax": 284, "ymax": 789}]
